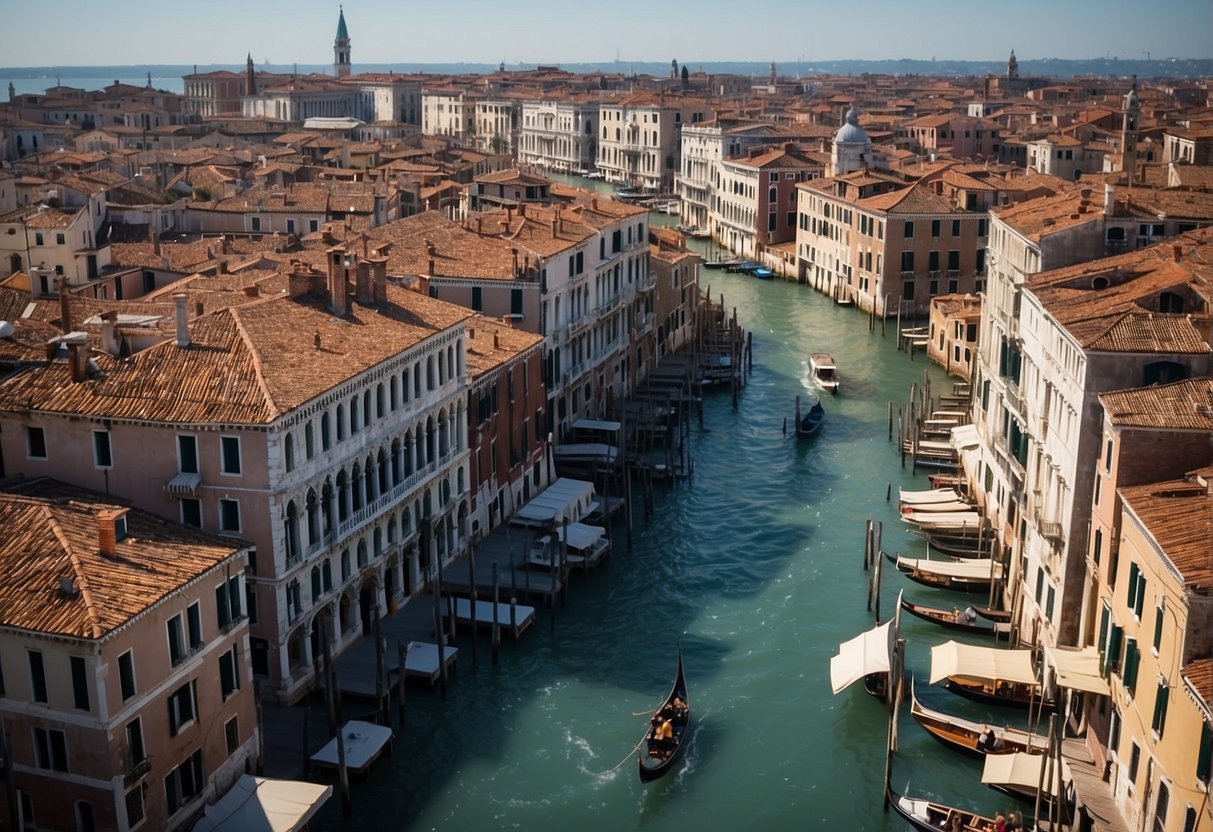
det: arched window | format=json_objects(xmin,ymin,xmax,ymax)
[
  {"xmin": 377, "ymin": 385, "xmax": 386, "ymax": 419},
  {"xmin": 402, "ymin": 368, "xmax": 411, "ymax": 403},
  {"xmin": 351, "ymin": 462, "xmax": 364, "ymax": 511},
  {"xmin": 304, "ymin": 421, "xmax": 315, "ymax": 460},
  {"xmin": 284, "ymin": 434, "xmax": 295, "ymax": 472},
  {"xmin": 364, "ymin": 454, "xmax": 375, "ymax": 501},
  {"xmin": 336, "ymin": 404, "xmax": 346, "ymax": 441},
  {"xmin": 350, "ymin": 397, "xmax": 360, "ymax": 434},
  {"xmin": 306, "ymin": 488, "xmax": 320, "ymax": 546},
  {"xmin": 374, "ymin": 527, "xmax": 383, "ymax": 557},
  {"xmin": 377, "ymin": 448, "xmax": 389, "ymax": 493},
  {"xmin": 336, "ymin": 470, "xmax": 350, "ymax": 521},
  {"xmin": 390, "ymin": 376, "xmax": 399, "ymax": 410},
  {"xmin": 321, "ymin": 413, "xmax": 331, "ymax": 450},
  {"xmin": 321, "ymin": 478, "xmax": 334, "ymax": 534},
  {"xmin": 322, "ymin": 559, "xmax": 333, "ymax": 592},
  {"xmin": 1143, "ymin": 360, "xmax": 1187, "ymax": 386},
  {"xmin": 427, "ymin": 356, "xmax": 435, "ymax": 390},
  {"xmin": 341, "ymin": 549, "xmax": 351, "ymax": 581},
  {"xmin": 413, "ymin": 362, "xmax": 422, "ymax": 398},
  {"xmin": 285, "ymin": 500, "xmax": 300, "ymax": 563},
  {"xmin": 391, "ymin": 438, "xmax": 403, "ymax": 483},
  {"xmin": 357, "ymin": 540, "xmax": 369, "ymax": 568},
  {"xmin": 311, "ymin": 565, "xmax": 321, "ymax": 601},
  {"xmin": 363, "ymin": 391, "xmax": 372, "ymax": 427}
]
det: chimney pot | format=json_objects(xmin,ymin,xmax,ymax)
[
  {"xmin": 1173, "ymin": 244, "xmax": 1183, "ymax": 262},
  {"xmin": 493, "ymin": 332, "xmax": 500, "ymax": 349}
]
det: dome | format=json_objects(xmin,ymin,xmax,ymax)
[{"xmin": 834, "ymin": 108, "xmax": 869, "ymax": 145}]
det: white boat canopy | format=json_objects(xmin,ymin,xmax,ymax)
[
  {"xmin": 896, "ymin": 556, "xmax": 1002, "ymax": 580},
  {"xmin": 901, "ymin": 500, "xmax": 974, "ymax": 514},
  {"xmin": 554, "ymin": 522, "xmax": 605, "ymax": 551},
  {"xmin": 929, "ymin": 640, "xmax": 1038, "ymax": 686},
  {"xmin": 512, "ymin": 478, "xmax": 596, "ymax": 527},
  {"xmin": 901, "ymin": 510, "xmax": 982, "ymax": 526},
  {"xmin": 898, "ymin": 487, "xmax": 964, "ymax": 505},
  {"xmin": 1044, "ymin": 645, "xmax": 1111, "ymax": 695},
  {"xmin": 192, "ymin": 775, "xmax": 332, "ymax": 832},
  {"xmin": 830, "ymin": 620, "xmax": 895, "ymax": 694},
  {"xmin": 981, "ymin": 751, "xmax": 1069, "ymax": 798},
  {"xmin": 570, "ymin": 418, "xmax": 622, "ymax": 434}
]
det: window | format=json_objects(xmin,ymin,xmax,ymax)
[
  {"xmin": 219, "ymin": 499, "xmax": 240, "ymax": 533},
  {"xmin": 1127, "ymin": 563, "xmax": 1147, "ymax": 618},
  {"xmin": 125, "ymin": 787, "xmax": 145, "ymax": 828},
  {"xmin": 126, "ymin": 717, "xmax": 145, "ymax": 768},
  {"xmin": 33, "ymin": 727, "xmax": 67, "ymax": 771},
  {"xmin": 1198, "ymin": 721, "xmax": 1212, "ymax": 784},
  {"xmin": 56, "ymin": 233, "xmax": 65, "ymax": 245},
  {"xmin": 216, "ymin": 574, "xmax": 242, "ymax": 630},
  {"xmin": 93, "ymin": 430, "xmax": 112, "ymax": 468},
  {"xmin": 1122, "ymin": 638, "xmax": 1140, "ymax": 693},
  {"xmin": 1153, "ymin": 601, "xmax": 1164, "ymax": 653},
  {"xmin": 70, "ymin": 656, "xmax": 89, "ymax": 711},
  {"xmin": 1150, "ymin": 779, "xmax": 1169, "ymax": 832},
  {"xmin": 511, "ymin": 288, "xmax": 523, "ymax": 316},
  {"xmin": 947, "ymin": 250, "xmax": 960, "ymax": 271},
  {"xmin": 178, "ymin": 435, "xmax": 198, "ymax": 473},
  {"xmin": 900, "ymin": 251, "xmax": 914, "ymax": 272},
  {"xmin": 181, "ymin": 498, "xmax": 202, "ymax": 528},
  {"xmin": 903, "ymin": 221, "xmax": 914, "ymax": 238},
  {"xmin": 931, "ymin": 219, "xmax": 940, "ymax": 237},
  {"xmin": 1151, "ymin": 681, "xmax": 1169, "ymax": 736},
  {"xmin": 187, "ymin": 602, "xmax": 202, "ymax": 650},
  {"xmin": 28, "ymin": 650, "xmax": 46, "ymax": 703},
  {"xmin": 167, "ymin": 681, "xmax": 197, "ymax": 735},
  {"xmin": 1104, "ymin": 438, "xmax": 1113, "ymax": 472},
  {"xmin": 26, "ymin": 426, "xmax": 46, "ymax": 459},
  {"xmin": 471, "ymin": 286, "xmax": 482, "ymax": 311},
  {"xmin": 220, "ymin": 436, "xmax": 241, "ymax": 475},
  {"xmin": 928, "ymin": 250, "xmax": 940, "ymax": 271},
  {"xmin": 119, "ymin": 650, "xmax": 136, "ymax": 701},
  {"xmin": 167, "ymin": 616, "xmax": 185, "ymax": 665},
  {"xmin": 251, "ymin": 216, "xmax": 261, "ymax": 232},
  {"xmin": 164, "ymin": 749, "xmax": 204, "ymax": 814},
  {"xmin": 219, "ymin": 646, "xmax": 240, "ymax": 699},
  {"xmin": 225, "ymin": 716, "xmax": 240, "ymax": 755}
]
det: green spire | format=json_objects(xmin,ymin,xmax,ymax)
[{"xmin": 336, "ymin": 6, "xmax": 348, "ymax": 40}]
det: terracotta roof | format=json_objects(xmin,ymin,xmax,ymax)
[
  {"xmin": 463, "ymin": 316, "xmax": 543, "ymax": 378},
  {"xmin": 0, "ymin": 479, "xmax": 245, "ymax": 640},
  {"xmin": 1119, "ymin": 478, "xmax": 1213, "ymax": 590},
  {"xmin": 1182, "ymin": 657, "xmax": 1212, "ymax": 707},
  {"xmin": 1084, "ymin": 313, "xmax": 1209, "ymax": 353},
  {"xmin": 24, "ymin": 207, "xmax": 76, "ymax": 229},
  {"xmin": 0, "ymin": 285, "xmax": 473, "ymax": 425},
  {"xmin": 1100, "ymin": 378, "xmax": 1213, "ymax": 431}
]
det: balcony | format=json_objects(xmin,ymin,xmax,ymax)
[
  {"xmin": 1039, "ymin": 520, "xmax": 1064, "ymax": 544},
  {"xmin": 124, "ymin": 757, "xmax": 150, "ymax": 786}
]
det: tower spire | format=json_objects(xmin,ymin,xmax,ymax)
[
  {"xmin": 334, "ymin": 6, "xmax": 351, "ymax": 78},
  {"xmin": 247, "ymin": 53, "xmax": 256, "ymax": 96}
]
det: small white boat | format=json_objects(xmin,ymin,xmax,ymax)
[{"xmin": 809, "ymin": 352, "xmax": 839, "ymax": 394}]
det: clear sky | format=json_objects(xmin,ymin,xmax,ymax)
[{"xmin": 3, "ymin": 0, "xmax": 1210, "ymax": 67}]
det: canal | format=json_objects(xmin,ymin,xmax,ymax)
[{"xmin": 308, "ymin": 194, "xmax": 1025, "ymax": 831}]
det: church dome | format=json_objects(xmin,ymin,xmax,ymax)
[{"xmin": 834, "ymin": 108, "xmax": 869, "ymax": 145}]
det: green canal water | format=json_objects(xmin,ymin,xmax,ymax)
[{"xmin": 309, "ymin": 196, "xmax": 1035, "ymax": 831}]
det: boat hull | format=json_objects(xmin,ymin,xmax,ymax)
[{"xmin": 638, "ymin": 654, "xmax": 690, "ymax": 782}]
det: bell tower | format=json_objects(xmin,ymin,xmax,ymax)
[
  {"xmin": 334, "ymin": 6, "xmax": 351, "ymax": 78},
  {"xmin": 1119, "ymin": 76, "xmax": 1140, "ymax": 180}
]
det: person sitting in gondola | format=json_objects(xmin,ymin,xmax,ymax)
[
  {"xmin": 670, "ymin": 696, "xmax": 688, "ymax": 722},
  {"xmin": 649, "ymin": 717, "xmax": 674, "ymax": 758},
  {"xmin": 962, "ymin": 605, "xmax": 978, "ymax": 625},
  {"xmin": 977, "ymin": 725, "xmax": 996, "ymax": 752}
]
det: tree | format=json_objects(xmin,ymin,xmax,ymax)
[{"xmin": 681, "ymin": 66, "xmax": 689, "ymax": 87}]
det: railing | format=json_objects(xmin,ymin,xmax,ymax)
[{"xmin": 1039, "ymin": 521, "xmax": 1064, "ymax": 543}]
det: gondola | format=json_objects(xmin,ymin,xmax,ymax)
[
  {"xmin": 974, "ymin": 606, "xmax": 1012, "ymax": 624},
  {"xmin": 909, "ymin": 679, "xmax": 1048, "ymax": 758},
  {"xmin": 899, "ymin": 598, "xmax": 996, "ymax": 636},
  {"xmin": 638, "ymin": 653, "xmax": 690, "ymax": 783},
  {"xmin": 794, "ymin": 394, "xmax": 825, "ymax": 437},
  {"xmin": 886, "ymin": 777, "xmax": 1004, "ymax": 832},
  {"xmin": 922, "ymin": 534, "xmax": 988, "ymax": 559},
  {"xmin": 884, "ymin": 552, "xmax": 996, "ymax": 594},
  {"xmin": 942, "ymin": 675, "xmax": 1056, "ymax": 713}
]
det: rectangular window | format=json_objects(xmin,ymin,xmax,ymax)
[
  {"xmin": 56, "ymin": 233, "xmax": 65, "ymax": 245},
  {"xmin": 220, "ymin": 436, "xmax": 241, "ymax": 475},
  {"xmin": 181, "ymin": 498, "xmax": 202, "ymax": 528},
  {"xmin": 928, "ymin": 250, "xmax": 939, "ymax": 271},
  {"xmin": 286, "ymin": 219, "xmax": 295, "ymax": 234},
  {"xmin": 28, "ymin": 651, "xmax": 46, "ymax": 703},
  {"xmin": 931, "ymin": 219, "xmax": 940, "ymax": 237},
  {"xmin": 178, "ymin": 435, "xmax": 198, "ymax": 474},
  {"xmin": 511, "ymin": 289, "xmax": 523, "ymax": 316},
  {"xmin": 1105, "ymin": 438, "xmax": 1114, "ymax": 472},
  {"xmin": 126, "ymin": 717, "xmax": 145, "ymax": 767},
  {"xmin": 900, "ymin": 251, "xmax": 914, "ymax": 271},
  {"xmin": 225, "ymin": 716, "xmax": 240, "ymax": 755},
  {"xmin": 219, "ymin": 499, "xmax": 240, "ymax": 533},
  {"xmin": 1123, "ymin": 638, "xmax": 1140, "ymax": 693},
  {"xmin": 26, "ymin": 427, "xmax": 47, "ymax": 459},
  {"xmin": 167, "ymin": 681, "xmax": 197, "ymax": 736},
  {"xmin": 187, "ymin": 602, "xmax": 202, "ymax": 650},
  {"xmin": 903, "ymin": 220, "xmax": 914, "ymax": 238},
  {"xmin": 1093, "ymin": 528, "xmax": 1103, "ymax": 566},
  {"xmin": 251, "ymin": 216, "xmax": 261, "ymax": 232},
  {"xmin": 951, "ymin": 219, "xmax": 961, "ymax": 236},
  {"xmin": 167, "ymin": 615, "xmax": 185, "ymax": 665},
  {"xmin": 1129, "ymin": 741, "xmax": 1140, "ymax": 783},
  {"xmin": 217, "ymin": 575, "xmax": 242, "ymax": 630},
  {"xmin": 125, "ymin": 786, "xmax": 145, "ymax": 828},
  {"xmin": 219, "ymin": 646, "xmax": 240, "ymax": 699},
  {"xmin": 471, "ymin": 286, "xmax": 482, "ymax": 311},
  {"xmin": 70, "ymin": 656, "xmax": 89, "ymax": 711},
  {"xmin": 1198, "ymin": 721, "xmax": 1213, "ymax": 784},
  {"xmin": 32, "ymin": 727, "xmax": 67, "ymax": 772},
  {"xmin": 93, "ymin": 430, "xmax": 112, "ymax": 468},
  {"xmin": 119, "ymin": 650, "xmax": 136, "ymax": 700},
  {"xmin": 1153, "ymin": 603, "xmax": 1164, "ymax": 652},
  {"xmin": 309, "ymin": 219, "xmax": 319, "ymax": 233},
  {"xmin": 948, "ymin": 250, "xmax": 960, "ymax": 271}
]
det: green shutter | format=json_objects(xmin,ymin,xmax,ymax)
[
  {"xmin": 1109, "ymin": 625, "xmax": 1123, "ymax": 674},
  {"xmin": 1122, "ymin": 640, "xmax": 1139, "ymax": 693},
  {"xmin": 1198, "ymin": 722, "xmax": 1212, "ymax": 783},
  {"xmin": 1153, "ymin": 606, "xmax": 1164, "ymax": 652},
  {"xmin": 1127, "ymin": 563, "xmax": 1139, "ymax": 606},
  {"xmin": 1152, "ymin": 683, "xmax": 1169, "ymax": 735},
  {"xmin": 1098, "ymin": 607, "xmax": 1110, "ymax": 673},
  {"xmin": 1135, "ymin": 576, "xmax": 1147, "ymax": 618}
]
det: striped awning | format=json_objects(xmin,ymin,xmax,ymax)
[{"xmin": 165, "ymin": 471, "xmax": 201, "ymax": 498}]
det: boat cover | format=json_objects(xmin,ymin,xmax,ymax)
[
  {"xmin": 554, "ymin": 522, "xmax": 605, "ymax": 551},
  {"xmin": 571, "ymin": 418, "xmax": 622, "ymax": 433},
  {"xmin": 901, "ymin": 500, "xmax": 974, "ymax": 513},
  {"xmin": 512, "ymin": 478, "xmax": 596, "ymax": 525},
  {"xmin": 896, "ymin": 556, "xmax": 1002, "ymax": 580},
  {"xmin": 929, "ymin": 641, "xmax": 1037, "ymax": 686},
  {"xmin": 981, "ymin": 752, "xmax": 1069, "ymax": 797},
  {"xmin": 898, "ymin": 487, "xmax": 964, "ymax": 504},
  {"xmin": 830, "ymin": 620, "xmax": 894, "ymax": 694},
  {"xmin": 950, "ymin": 423, "xmax": 982, "ymax": 450},
  {"xmin": 1044, "ymin": 645, "xmax": 1111, "ymax": 695},
  {"xmin": 193, "ymin": 775, "xmax": 332, "ymax": 832}
]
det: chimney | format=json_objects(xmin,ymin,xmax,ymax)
[
  {"xmin": 511, "ymin": 248, "xmax": 519, "ymax": 276},
  {"xmin": 476, "ymin": 216, "xmax": 483, "ymax": 234},
  {"xmin": 63, "ymin": 332, "xmax": 89, "ymax": 382},
  {"xmin": 328, "ymin": 250, "xmax": 349, "ymax": 316},
  {"xmin": 100, "ymin": 310, "xmax": 120, "ymax": 356},
  {"xmin": 551, "ymin": 214, "xmax": 557, "ymax": 236},
  {"xmin": 370, "ymin": 255, "xmax": 388, "ymax": 303},
  {"xmin": 1173, "ymin": 244, "xmax": 1183, "ymax": 262},
  {"xmin": 1103, "ymin": 183, "xmax": 1115, "ymax": 216},
  {"xmin": 57, "ymin": 278, "xmax": 72, "ymax": 334},
  {"xmin": 493, "ymin": 332, "xmax": 500, "ymax": 349},
  {"xmin": 174, "ymin": 294, "xmax": 191, "ymax": 347},
  {"xmin": 591, "ymin": 197, "xmax": 598, "ymax": 211},
  {"xmin": 218, "ymin": 258, "xmax": 228, "ymax": 275},
  {"xmin": 427, "ymin": 258, "xmax": 435, "ymax": 276},
  {"xmin": 97, "ymin": 508, "xmax": 123, "ymax": 557},
  {"xmin": 243, "ymin": 284, "xmax": 259, "ymax": 298},
  {"xmin": 519, "ymin": 203, "xmax": 527, "ymax": 217},
  {"xmin": 355, "ymin": 262, "xmax": 373, "ymax": 304}
]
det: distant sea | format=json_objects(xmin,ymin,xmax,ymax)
[{"xmin": 4, "ymin": 57, "xmax": 1211, "ymax": 97}]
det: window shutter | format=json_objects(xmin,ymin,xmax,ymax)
[{"xmin": 1123, "ymin": 640, "xmax": 1140, "ymax": 693}]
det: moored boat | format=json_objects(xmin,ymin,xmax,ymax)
[
  {"xmin": 887, "ymin": 778, "xmax": 1004, "ymax": 832},
  {"xmin": 753, "ymin": 267, "xmax": 774, "ymax": 279},
  {"xmin": 638, "ymin": 653, "xmax": 690, "ymax": 782},
  {"xmin": 889, "ymin": 554, "xmax": 999, "ymax": 594},
  {"xmin": 910, "ymin": 679, "xmax": 1049, "ymax": 757},
  {"xmin": 794, "ymin": 394, "xmax": 825, "ymax": 437},
  {"xmin": 899, "ymin": 598, "xmax": 996, "ymax": 635},
  {"xmin": 809, "ymin": 352, "xmax": 840, "ymax": 394},
  {"xmin": 928, "ymin": 640, "xmax": 1055, "ymax": 712}
]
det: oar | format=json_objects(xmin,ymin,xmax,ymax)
[
  {"xmin": 606, "ymin": 734, "xmax": 649, "ymax": 774},
  {"xmin": 631, "ymin": 704, "xmax": 662, "ymax": 716}
]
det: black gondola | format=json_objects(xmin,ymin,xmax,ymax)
[
  {"xmin": 886, "ymin": 777, "xmax": 1003, "ymax": 832},
  {"xmin": 795, "ymin": 394, "xmax": 825, "ymax": 437},
  {"xmin": 638, "ymin": 653, "xmax": 690, "ymax": 783},
  {"xmin": 899, "ymin": 597, "xmax": 996, "ymax": 636}
]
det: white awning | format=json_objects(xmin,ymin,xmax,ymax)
[
  {"xmin": 929, "ymin": 640, "xmax": 1038, "ymax": 686},
  {"xmin": 900, "ymin": 500, "xmax": 974, "ymax": 513},
  {"xmin": 1045, "ymin": 646, "xmax": 1111, "ymax": 695},
  {"xmin": 896, "ymin": 556, "xmax": 1001, "ymax": 580},
  {"xmin": 981, "ymin": 752, "xmax": 1069, "ymax": 798},
  {"xmin": 165, "ymin": 471, "xmax": 202, "ymax": 498},
  {"xmin": 555, "ymin": 522, "xmax": 604, "ymax": 551},
  {"xmin": 830, "ymin": 620, "xmax": 894, "ymax": 694},
  {"xmin": 192, "ymin": 775, "xmax": 332, "ymax": 832}
]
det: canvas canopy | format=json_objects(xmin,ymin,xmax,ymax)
[
  {"xmin": 1045, "ymin": 646, "xmax": 1111, "ymax": 695},
  {"xmin": 555, "ymin": 522, "xmax": 604, "ymax": 552},
  {"xmin": 192, "ymin": 775, "xmax": 332, "ymax": 832},
  {"xmin": 896, "ymin": 556, "xmax": 1002, "ymax": 580},
  {"xmin": 830, "ymin": 620, "xmax": 895, "ymax": 694},
  {"xmin": 929, "ymin": 641, "xmax": 1037, "ymax": 686},
  {"xmin": 981, "ymin": 752, "xmax": 1069, "ymax": 798},
  {"xmin": 899, "ymin": 487, "xmax": 965, "ymax": 505},
  {"xmin": 512, "ymin": 478, "xmax": 595, "ymax": 526},
  {"xmin": 570, "ymin": 418, "xmax": 621, "ymax": 433}
]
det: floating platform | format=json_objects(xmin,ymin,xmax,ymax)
[
  {"xmin": 400, "ymin": 641, "xmax": 457, "ymax": 685},
  {"xmin": 444, "ymin": 596, "xmax": 536, "ymax": 639},
  {"xmin": 310, "ymin": 720, "xmax": 394, "ymax": 774}
]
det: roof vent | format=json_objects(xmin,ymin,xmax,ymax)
[{"xmin": 58, "ymin": 577, "xmax": 80, "ymax": 600}]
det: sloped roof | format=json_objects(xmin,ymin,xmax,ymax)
[
  {"xmin": 1099, "ymin": 378, "xmax": 1213, "ymax": 430},
  {"xmin": 1120, "ymin": 478, "xmax": 1213, "ymax": 590}
]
